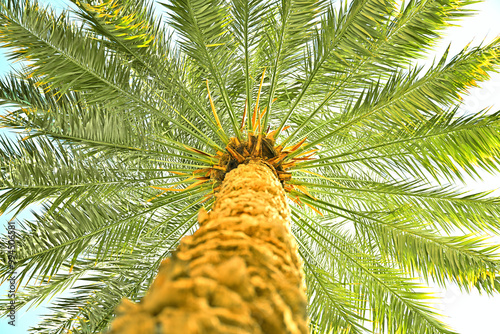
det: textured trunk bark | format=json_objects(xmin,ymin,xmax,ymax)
[{"xmin": 110, "ymin": 159, "xmax": 308, "ymax": 334}]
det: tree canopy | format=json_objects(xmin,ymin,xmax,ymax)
[{"xmin": 1, "ymin": 0, "xmax": 500, "ymax": 333}]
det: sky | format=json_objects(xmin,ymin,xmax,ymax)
[{"xmin": 0, "ymin": 0, "xmax": 500, "ymax": 333}]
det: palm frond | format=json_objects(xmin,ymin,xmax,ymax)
[
  {"xmin": 0, "ymin": 0, "xmax": 222, "ymax": 149},
  {"xmin": 288, "ymin": 39, "xmax": 500, "ymax": 163},
  {"xmin": 164, "ymin": 0, "xmax": 243, "ymax": 138},
  {"xmin": 294, "ymin": 209, "xmax": 457, "ymax": 334}
]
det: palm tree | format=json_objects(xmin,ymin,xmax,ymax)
[{"xmin": 1, "ymin": 0, "xmax": 500, "ymax": 332}]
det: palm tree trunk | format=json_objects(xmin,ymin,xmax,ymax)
[{"xmin": 110, "ymin": 159, "xmax": 309, "ymax": 334}]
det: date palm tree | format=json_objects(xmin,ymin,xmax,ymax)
[{"xmin": 1, "ymin": 0, "xmax": 500, "ymax": 333}]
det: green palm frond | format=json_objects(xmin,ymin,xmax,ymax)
[
  {"xmin": 1, "ymin": 0, "xmax": 500, "ymax": 333},
  {"xmin": 230, "ymin": 0, "xmax": 268, "ymax": 116},
  {"xmin": 293, "ymin": 209, "xmax": 457, "ymax": 334},
  {"xmin": 0, "ymin": 0, "xmax": 222, "ymax": 150},
  {"xmin": 70, "ymin": 0, "xmax": 233, "ymax": 145},
  {"xmin": 287, "ymin": 40, "xmax": 500, "ymax": 163},
  {"xmin": 294, "ymin": 108, "xmax": 500, "ymax": 183}
]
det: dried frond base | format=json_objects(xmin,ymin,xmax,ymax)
[{"xmin": 211, "ymin": 135, "xmax": 292, "ymax": 186}]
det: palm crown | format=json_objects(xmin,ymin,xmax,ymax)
[{"xmin": 1, "ymin": 0, "xmax": 500, "ymax": 333}]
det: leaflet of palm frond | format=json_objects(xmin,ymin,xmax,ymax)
[
  {"xmin": 294, "ymin": 149, "xmax": 319, "ymax": 159},
  {"xmin": 294, "ymin": 185, "xmax": 317, "ymax": 200},
  {"xmin": 269, "ymin": 152, "xmax": 289, "ymax": 167},
  {"xmin": 182, "ymin": 144, "xmax": 214, "ymax": 158},
  {"xmin": 292, "ymin": 154, "xmax": 316, "ymax": 161},
  {"xmin": 267, "ymin": 125, "xmax": 291, "ymax": 141},
  {"xmin": 257, "ymin": 106, "xmax": 267, "ymax": 133},
  {"xmin": 206, "ymin": 79, "xmax": 224, "ymax": 134},
  {"xmin": 168, "ymin": 171, "xmax": 188, "ymax": 176},
  {"xmin": 285, "ymin": 137, "xmax": 308, "ymax": 154},
  {"xmin": 304, "ymin": 202, "xmax": 324, "ymax": 217},
  {"xmin": 240, "ymin": 99, "xmax": 248, "ymax": 131},
  {"xmin": 192, "ymin": 168, "xmax": 213, "ymax": 177},
  {"xmin": 287, "ymin": 193, "xmax": 304, "ymax": 208},
  {"xmin": 149, "ymin": 179, "xmax": 210, "ymax": 196},
  {"xmin": 252, "ymin": 68, "xmax": 266, "ymax": 133}
]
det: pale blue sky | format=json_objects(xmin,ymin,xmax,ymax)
[{"xmin": 1, "ymin": 0, "xmax": 500, "ymax": 333}]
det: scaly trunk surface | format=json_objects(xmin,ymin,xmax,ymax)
[{"xmin": 110, "ymin": 159, "xmax": 308, "ymax": 334}]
